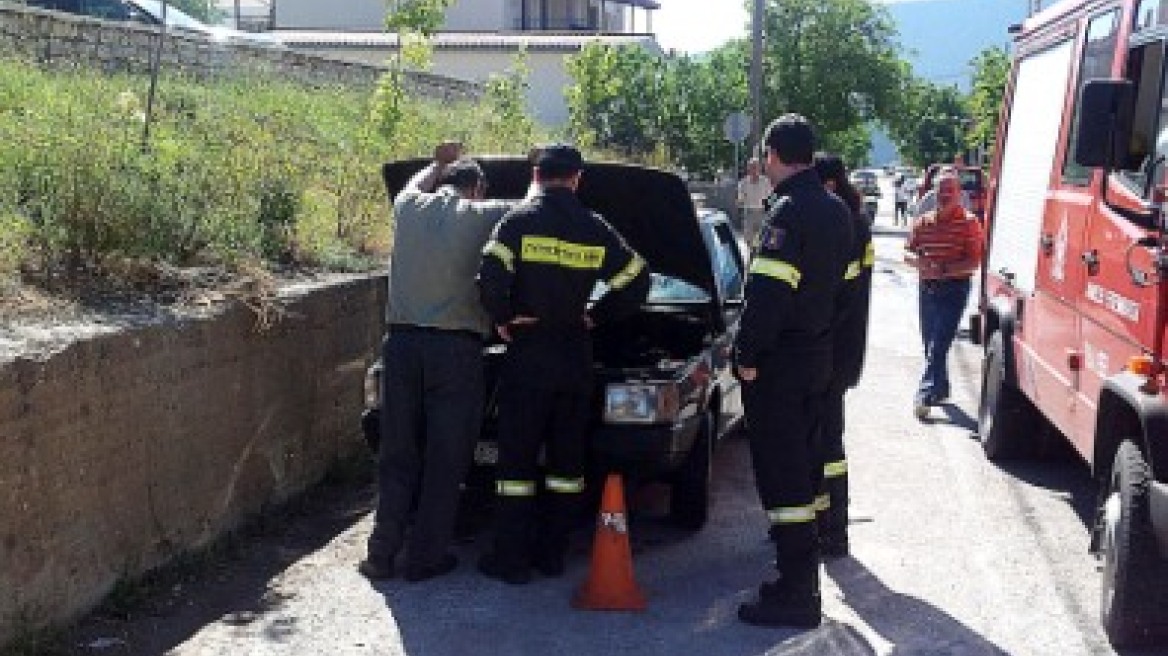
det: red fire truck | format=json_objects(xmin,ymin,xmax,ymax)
[{"xmin": 979, "ymin": 0, "xmax": 1168, "ymax": 646}]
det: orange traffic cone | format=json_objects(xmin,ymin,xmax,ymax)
[{"xmin": 572, "ymin": 473, "xmax": 647, "ymax": 611}]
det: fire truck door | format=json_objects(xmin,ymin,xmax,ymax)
[
  {"xmin": 1077, "ymin": 35, "xmax": 1168, "ymax": 447},
  {"xmin": 1030, "ymin": 9, "xmax": 1123, "ymax": 444}
]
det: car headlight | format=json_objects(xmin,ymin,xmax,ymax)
[
  {"xmin": 604, "ymin": 383, "xmax": 680, "ymax": 424},
  {"xmin": 364, "ymin": 363, "xmax": 382, "ymax": 410}
]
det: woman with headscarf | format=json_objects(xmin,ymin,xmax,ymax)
[{"xmin": 810, "ymin": 152, "xmax": 873, "ymax": 557}]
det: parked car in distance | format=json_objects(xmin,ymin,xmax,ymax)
[
  {"xmin": 850, "ymin": 169, "xmax": 881, "ymax": 198},
  {"xmin": 919, "ymin": 163, "xmax": 987, "ymax": 218},
  {"xmin": 23, "ymin": 0, "xmax": 285, "ymax": 48},
  {"xmin": 363, "ymin": 157, "xmax": 748, "ymax": 531}
]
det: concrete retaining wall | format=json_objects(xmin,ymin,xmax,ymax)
[
  {"xmin": 0, "ymin": 2, "xmax": 481, "ymax": 100},
  {"xmin": 0, "ymin": 274, "xmax": 386, "ymax": 648}
]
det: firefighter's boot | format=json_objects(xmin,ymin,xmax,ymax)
[
  {"xmin": 741, "ymin": 523, "xmax": 822, "ymax": 628},
  {"xmin": 739, "ymin": 576, "xmax": 822, "ymax": 629}
]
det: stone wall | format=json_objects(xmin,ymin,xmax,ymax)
[
  {"xmin": 0, "ymin": 275, "xmax": 387, "ymax": 648},
  {"xmin": 0, "ymin": 2, "xmax": 481, "ymax": 100}
]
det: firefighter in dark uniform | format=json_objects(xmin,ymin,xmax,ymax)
[
  {"xmin": 812, "ymin": 152, "xmax": 874, "ymax": 558},
  {"xmin": 476, "ymin": 144, "xmax": 651, "ymax": 584},
  {"xmin": 734, "ymin": 116, "xmax": 854, "ymax": 628}
]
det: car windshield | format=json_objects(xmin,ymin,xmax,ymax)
[
  {"xmin": 591, "ymin": 273, "xmax": 710, "ymax": 304},
  {"xmin": 131, "ymin": 0, "xmax": 210, "ymax": 32}
]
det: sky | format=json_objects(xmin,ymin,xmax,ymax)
[{"xmin": 652, "ymin": 0, "xmax": 940, "ymax": 54}]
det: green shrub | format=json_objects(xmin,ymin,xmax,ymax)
[{"xmin": 0, "ymin": 57, "xmax": 549, "ymax": 286}]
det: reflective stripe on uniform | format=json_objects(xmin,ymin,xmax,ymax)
[
  {"xmin": 766, "ymin": 504, "xmax": 817, "ymax": 525},
  {"xmin": 496, "ymin": 480, "xmax": 536, "ymax": 497},
  {"xmin": 609, "ymin": 254, "xmax": 646, "ymax": 290},
  {"xmin": 484, "ymin": 240, "xmax": 515, "ymax": 272},
  {"xmin": 824, "ymin": 460, "xmax": 848, "ymax": 478},
  {"xmin": 545, "ymin": 476, "xmax": 586, "ymax": 494},
  {"xmin": 521, "ymin": 236, "xmax": 605, "ymax": 269},
  {"xmin": 813, "ymin": 494, "xmax": 831, "ymax": 512},
  {"xmin": 863, "ymin": 241, "xmax": 875, "ymax": 267},
  {"xmin": 844, "ymin": 260, "xmax": 862, "ymax": 280},
  {"xmin": 750, "ymin": 257, "xmax": 802, "ymax": 289}
]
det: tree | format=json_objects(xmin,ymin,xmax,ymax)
[
  {"xmin": 886, "ymin": 80, "xmax": 969, "ymax": 166},
  {"xmin": 966, "ymin": 47, "xmax": 1010, "ymax": 160},
  {"xmin": 761, "ymin": 0, "xmax": 907, "ymax": 165},
  {"xmin": 565, "ymin": 44, "xmax": 667, "ymax": 157},
  {"xmin": 658, "ymin": 42, "xmax": 750, "ymax": 176},
  {"xmin": 371, "ymin": 0, "xmax": 457, "ymax": 141}
]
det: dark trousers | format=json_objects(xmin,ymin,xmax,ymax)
[
  {"xmin": 818, "ymin": 384, "xmax": 849, "ymax": 541},
  {"xmin": 367, "ymin": 328, "xmax": 484, "ymax": 570},
  {"xmin": 744, "ymin": 350, "xmax": 831, "ymax": 587},
  {"xmin": 490, "ymin": 337, "xmax": 592, "ymax": 572},
  {"xmin": 916, "ymin": 278, "xmax": 971, "ymax": 404}
]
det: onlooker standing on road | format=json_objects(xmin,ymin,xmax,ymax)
[
  {"xmin": 360, "ymin": 142, "xmax": 517, "ymax": 583},
  {"xmin": 476, "ymin": 144, "xmax": 650, "ymax": 585},
  {"xmin": 894, "ymin": 175, "xmax": 911, "ymax": 225},
  {"xmin": 734, "ymin": 116, "xmax": 854, "ymax": 629},
  {"xmin": 811, "ymin": 152, "xmax": 873, "ymax": 558},
  {"xmin": 738, "ymin": 157, "xmax": 772, "ymax": 245},
  {"xmin": 913, "ymin": 166, "xmax": 971, "ymax": 218},
  {"xmin": 904, "ymin": 171, "xmax": 984, "ymax": 419}
]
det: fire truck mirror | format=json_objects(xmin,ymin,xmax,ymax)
[{"xmin": 1074, "ymin": 79, "xmax": 1135, "ymax": 170}]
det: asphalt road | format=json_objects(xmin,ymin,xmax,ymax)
[{"xmin": 61, "ymin": 175, "xmax": 1151, "ymax": 656}]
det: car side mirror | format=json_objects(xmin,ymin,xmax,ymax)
[{"xmin": 1074, "ymin": 79, "xmax": 1134, "ymax": 170}]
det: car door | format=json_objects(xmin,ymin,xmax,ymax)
[{"xmin": 704, "ymin": 218, "xmax": 745, "ymax": 434}]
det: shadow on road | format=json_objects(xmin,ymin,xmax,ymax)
[
  {"xmin": 934, "ymin": 402, "xmax": 977, "ymax": 432},
  {"xmin": 826, "ymin": 557, "xmax": 1013, "ymax": 655},
  {"xmin": 53, "ymin": 471, "xmax": 377, "ymax": 655}
]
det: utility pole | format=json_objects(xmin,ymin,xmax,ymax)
[{"xmin": 750, "ymin": 0, "xmax": 764, "ymax": 158}]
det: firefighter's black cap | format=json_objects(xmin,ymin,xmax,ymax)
[{"xmin": 535, "ymin": 144, "xmax": 584, "ymax": 178}]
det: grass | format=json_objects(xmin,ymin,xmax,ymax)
[{"xmin": 0, "ymin": 56, "xmax": 548, "ymax": 293}]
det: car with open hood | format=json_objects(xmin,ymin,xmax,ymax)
[{"xmin": 362, "ymin": 157, "xmax": 747, "ymax": 530}]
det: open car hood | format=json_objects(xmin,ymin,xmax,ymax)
[{"xmin": 382, "ymin": 157, "xmax": 715, "ymax": 297}]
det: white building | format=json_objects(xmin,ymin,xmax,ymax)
[{"xmin": 254, "ymin": 0, "xmax": 663, "ymax": 126}]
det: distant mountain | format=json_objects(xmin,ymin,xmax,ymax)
[
  {"xmin": 888, "ymin": 0, "xmax": 1027, "ymax": 91},
  {"xmin": 870, "ymin": 0, "xmax": 1028, "ymax": 165}
]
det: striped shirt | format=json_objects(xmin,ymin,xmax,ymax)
[{"xmin": 906, "ymin": 207, "xmax": 984, "ymax": 280}]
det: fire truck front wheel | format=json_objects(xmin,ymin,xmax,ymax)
[
  {"xmin": 978, "ymin": 331, "xmax": 1041, "ymax": 460},
  {"xmin": 1100, "ymin": 440, "xmax": 1168, "ymax": 647}
]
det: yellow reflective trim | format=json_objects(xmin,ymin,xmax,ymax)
[
  {"xmin": 844, "ymin": 260, "xmax": 862, "ymax": 280},
  {"xmin": 496, "ymin": 480, "xmax": 536, "ymax": 497},
  {"xmin": 484, "ymin": 240, "xmax": 515, "ymax": 272},
  {"xmin": 766, "ymin": 505, "xmax": 817, "ymax": 525},
  {"xmin": 609, "ymin": 254, "xmax": 645, "ymax": 290},
  {"xmin": 545, "ymin": 476, "xmax": 586, "ymax": 494},
  {"xmin": 813, "ymin": 494, "xmax": 831, "ymax": 512},
  {"xmin": 824, "ymin": 460, "xmax": 848, "ymax": 478},
  {"xmin": 520, "ymin": 236, "xmax": 605, "ymax": 269},
  {"xmin": 750, "ymin": 257, "xmax": 801, "ymax": 289},
  {"xmin": 863, "ymin": 241, "xmax": 875, "ymax": 267}
]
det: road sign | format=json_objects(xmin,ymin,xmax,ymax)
[{"xmin": 723, "ymin": 111, "xmax": 751, "ymax": 143}]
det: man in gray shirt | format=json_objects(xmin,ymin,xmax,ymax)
[{"xmin": 360, "ymin": 142, "xmax": 516, "ymax": 582}]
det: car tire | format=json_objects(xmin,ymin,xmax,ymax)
[
  {"xmin": 669, "ymin": 410, "xmax": 714, "ymax": 532},
  {"xmin": 977, "ymin": 332, "xmax": 1041, "ymax": 460},
  {"xmin": 1100, "ymin": 440, "xmax": 1168, "ymax": 647}
]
